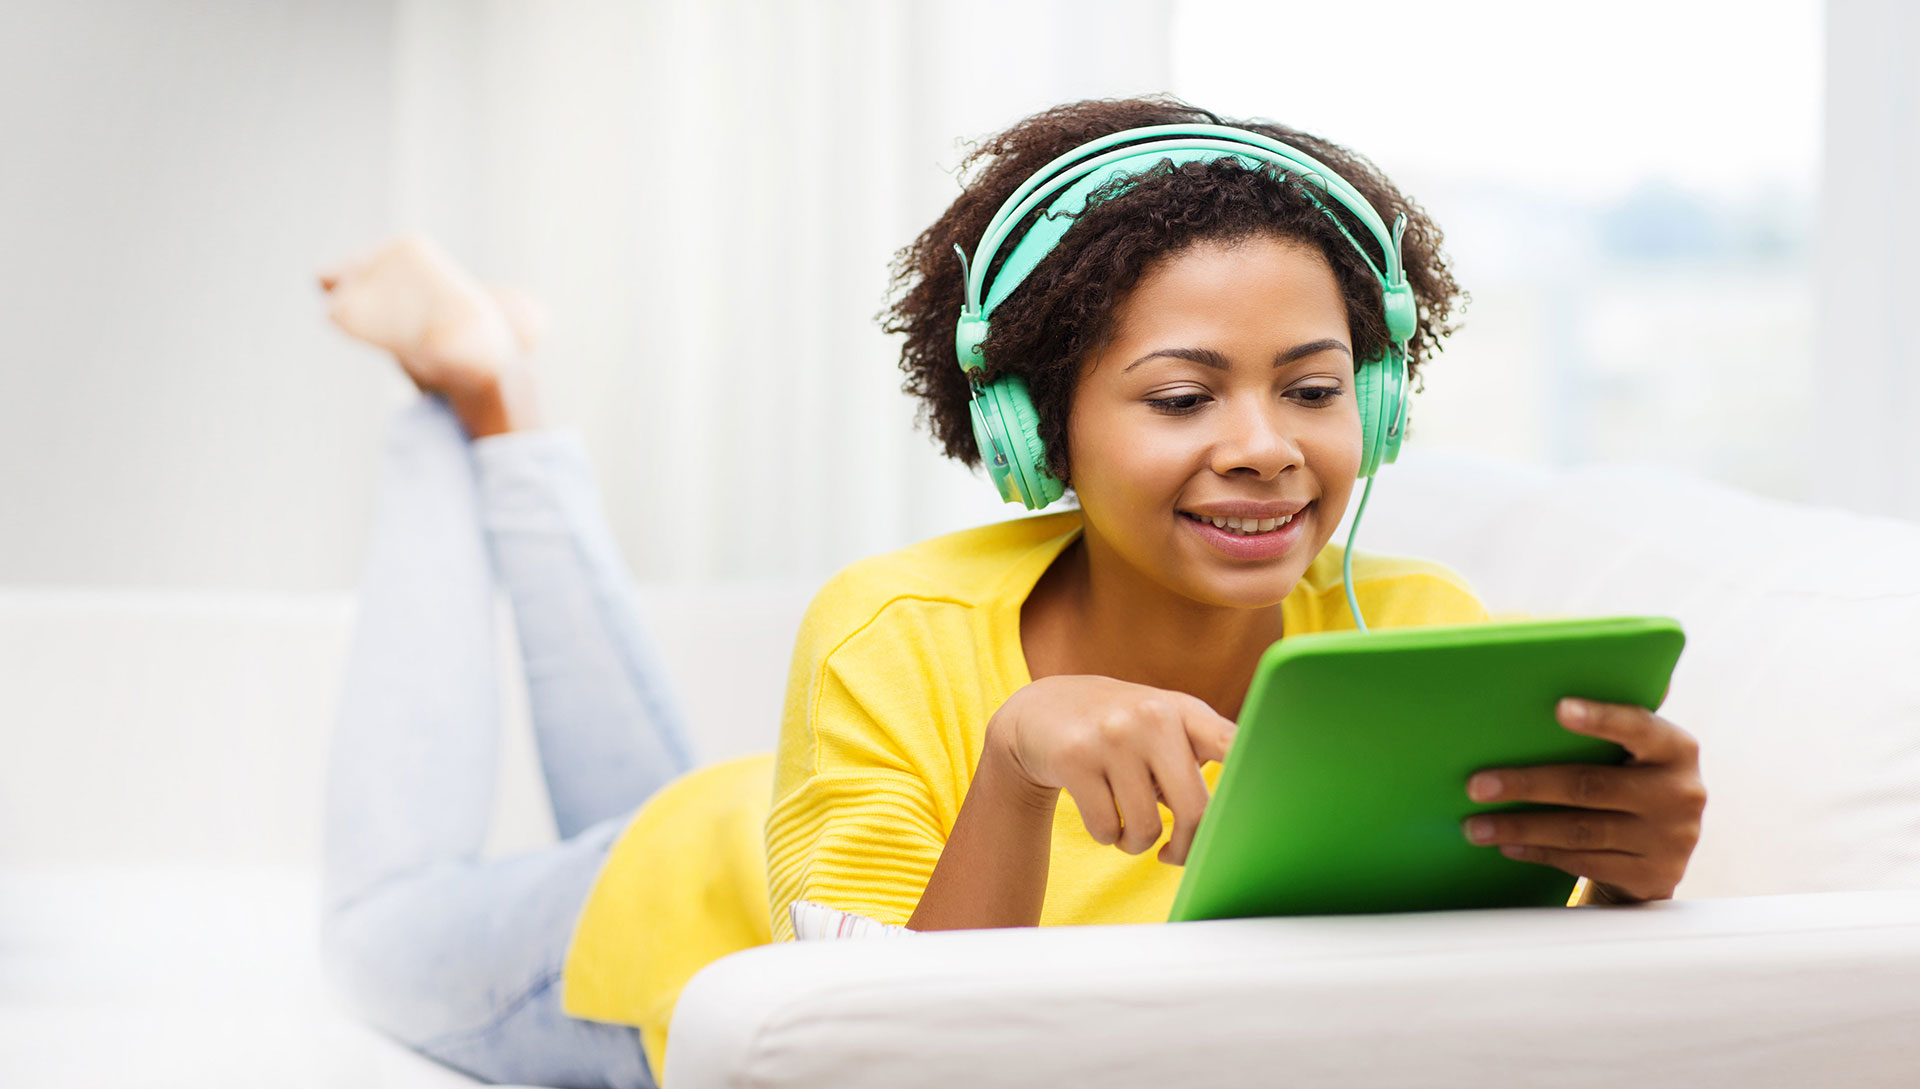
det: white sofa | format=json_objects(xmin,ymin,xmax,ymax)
[
  {"xmin": 668, "ymin": 451, "xmax": 1920, "ymax": 1088},
  {"xmin": 4, "ymin": 450, "xmax": 1917, "ymax": 1088}
]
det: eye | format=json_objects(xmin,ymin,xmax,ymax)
[
  {"xmin": 1289, "ymin": 384, "xmax": 1344, "ymax": 406},
  {"xmin": 1146, "ymin": 393, "xmax": 1209, "ymax": 415}
]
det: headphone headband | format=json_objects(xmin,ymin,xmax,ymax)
[{"xmin": 963, "ymin": 125, "xmax": 1410, "ymax": 325}]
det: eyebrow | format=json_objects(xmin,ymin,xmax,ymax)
[{"xmin": 1123, "ymin": 338, "xmax": 1352, "ymax": 373}]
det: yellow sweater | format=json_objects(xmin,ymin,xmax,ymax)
[
  {"xmin": 765, "ymin": 511, "xmax": 1489, "ymax": 941},
  {"xmin": 562, "ymin": 511, "xmax": 1488, "ymax": 1069}
]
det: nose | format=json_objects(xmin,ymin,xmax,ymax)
[{"xmin": 1208, "ymin": 395, "xmax": 1302, "ymax": 480}]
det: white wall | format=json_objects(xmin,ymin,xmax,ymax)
[
  {"xmin": 1819, "ymin": 0, "xmax": 1920, "ymax": 522},
  {"xmin": 12, "ymin": 2, "xmax": 1918, "ymax": 590},
  {"xmin": 14, "ymin": 2, "xmax": 1905, "ymax": 594},
  {"xmin": 0, "ymin": 0, "xmax": 1168, "ymax": 866},
  {"xmin": 0, "ymin": 1, "xmax": 399, "ymax": 592},
  {"xmin": 0, "ymin": 0, "xmax": 1170, "ymax": 594},
  {"xmin": 1174, "ymin": 0, "xmax": 1825, "ymax": 508},
  {"xmin": 383, "ymin": 0, "xmax": 1172, "ymax": 585}
]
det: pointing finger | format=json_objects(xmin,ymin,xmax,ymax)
[{"xmin": 1179, "ymin": 697, "xmax": 1237, "ymax": 766}]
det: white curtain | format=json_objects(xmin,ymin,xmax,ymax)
[
  {"xmin": 1820, "ymin": 0, "xmax": 1920, "ymax": 522},
  {"xmin": 389, "ymin": 0, "xmax": 1172, "ymax": 581}
]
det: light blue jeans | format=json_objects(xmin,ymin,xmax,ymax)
[{"xmin": 320, "ymin": 398, "xmax": 693, "ymax": 1089}]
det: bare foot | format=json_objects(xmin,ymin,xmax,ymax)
[{"xmin": 318, "ymin": 234, "xmax": 548, "ymax": 438}]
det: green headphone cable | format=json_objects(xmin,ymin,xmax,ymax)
[{"xmin": 1343, "ymin": 473, "xmax": 1377, "ymax": 633}]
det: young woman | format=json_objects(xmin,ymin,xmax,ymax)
[
  {"xmin": 318, "ymin": 97, "xmax": 1704, "ymax": 1089},
  {"xmin": 761, "ymin": 97, "xmax": 1704, "ymax": 937}
]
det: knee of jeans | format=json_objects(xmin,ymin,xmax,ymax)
[
  {"xmin": 320, "ymin": 899, "xmax": 405, "ymax": 1039},
  {"xmin": 320, "ymin": 891, "xmax": 490, "ymax": 1050}
]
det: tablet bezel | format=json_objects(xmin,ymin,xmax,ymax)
[{"xmin": 1168, "ymin": 616, "xmax": 1686, "ymax": 922}]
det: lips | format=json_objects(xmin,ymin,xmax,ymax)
[
  {"xmin": 1178, "ymin": 501, "xmax": 1313, "ymax": 561},
  {"xmin": 1182, "ymin": 510, "xmax": 1297, "ymax": 536},
  {"xmin": 1178, "ymin": 499, "xmax": 1309, "ymax": 518}
]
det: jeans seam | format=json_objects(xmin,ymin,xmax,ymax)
[
  {"xmin": 567, "ymin": 524, "xmax": 694, "ymax": 777},
  {"xmin": 417, "ymin": 965, "xmax": 565, "ymax": 1052},
  {"xmin": 487, "ymin": 444, "xmax": 695, "ymax": 807}
]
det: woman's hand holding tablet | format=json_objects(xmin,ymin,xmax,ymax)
[{"xmin": 1461, "ymin": 695, "xmax": 1705, "ymax": 904}]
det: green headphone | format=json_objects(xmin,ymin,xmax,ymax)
[{"xmin": 953, "ymin": 123, "xmax": 1417, "ymax": 511}]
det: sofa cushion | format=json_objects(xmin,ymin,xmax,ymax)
[
  {"xmin": 1360, "ymin": 449, "xmax": 1920, "ymax": 898},
  {"xmin": 668, "ymin": 890, "xmax": 1920, "ymax": 1089},
  {"xmin": 0, "ymin": 864, "xmax": 503, "ymax": 1087}
]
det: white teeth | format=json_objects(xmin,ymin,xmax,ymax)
[{"xmin": 1197, "ymin": 513, "xmax": 1294, "ymax": 536}]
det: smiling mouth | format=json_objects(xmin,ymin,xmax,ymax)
[{"xmin": 1177, "ymin": 508, "xmax": 1303, "ymax": 537}]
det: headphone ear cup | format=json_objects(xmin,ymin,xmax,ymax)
[
  {"xmin": 968, "ymin": 387, "xmax": 1024, "ymax": 507},
  {"xmin": 1352, "ymin": 350, "xmax": 1409, "ymax": 478},
  {"xmin": 1376, "ymin": 348, "xmax": 1408, "ymax": 470},
  {"xmin": 997, "ymin": 376, "xmax": 1065, "ymax": 508},
  {"xmin": 1354, "ymin": 356, "xmax": 1384, "ymax": 478},
  {"xmin": 971, "ymin": 375, "xmax": 1062, "ymax": 510}
]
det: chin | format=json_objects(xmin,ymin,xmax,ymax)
[
  {"xmin": 1175, "ymin": 560, "xmax": 1311, "ymax": 611},
  {"xmin": 1160, "ymin": 524, "xmax": 1325, "ymax": 613}
]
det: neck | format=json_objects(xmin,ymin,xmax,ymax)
[{"xmin": 1028, "ymin": 527, "xmax": 1283, "ymax": 720}]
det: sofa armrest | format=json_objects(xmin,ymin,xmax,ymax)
[{"xmin": 666, "ymin": 891, "xmax": 1920, "ymax": 1089}]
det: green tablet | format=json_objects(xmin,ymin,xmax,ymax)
[{"xmin": 1168, "ymin": 616, "xmax": 1685, "ymax": 922}]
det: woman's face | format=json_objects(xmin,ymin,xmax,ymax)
[{"xmin": 1066, "ymin": 234, "xmax": 1362, "ymax": 610}]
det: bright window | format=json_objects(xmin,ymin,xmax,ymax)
[{"xmin": 1171, "ymin": 0, "xmax": 1822, "ymax": 502}]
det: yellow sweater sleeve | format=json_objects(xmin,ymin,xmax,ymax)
[
  {"xmin": 764, "ymin": 651, "xmax": 949, "ymax": 938},
  {"xmin": 765, "ymin": 568, "xmax": 1004, "ymax": 941}
]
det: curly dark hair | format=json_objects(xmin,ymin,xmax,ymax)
[{"xmin": 884, "ymin": 95, "xmax": 1466, "ymax": 483}]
